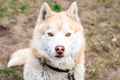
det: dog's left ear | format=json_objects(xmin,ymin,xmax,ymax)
[
  {"xmin": 37, "ymin": 2, "xmax": 53, "ymax": 23},
  {"xmin": 67, "ymin": 2, "xmax": 80, "ymax": 22}
]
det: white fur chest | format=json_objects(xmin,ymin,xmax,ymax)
[
  {"xmin": 23, "ymin": 53, "xmax": 85, "ymax": 80},
  {"xmin": 24, "ymin": 56, "xmax": 70, "ymax": 80}
]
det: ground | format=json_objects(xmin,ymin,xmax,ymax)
[{"xmin": 0, "ymin": 0, "xmax": 120, "ymax": 80}]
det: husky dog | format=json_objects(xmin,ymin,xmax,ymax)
[{"xmin": 8, "ymin": 2, "xmax": 85, "ymax": 80}]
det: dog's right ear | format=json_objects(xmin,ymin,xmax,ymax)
[
  {"xmin": 67, "ymin": 2, "xmax": 80, "ymax": 22},
  {"xmin": 37, "ymin": 2, "xmax": 53, "ymax": 23}
]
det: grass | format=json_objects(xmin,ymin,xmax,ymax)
[
  {"xmin": 88, "ymin": 69, "xmax": 98, "ymax": 80},
  {"xmin": 0, "ymin": 68, "xmax": 22, "ymax": 80},
  {"xmin": 0, "ymin": 6, "xmax": 8, "ymax": 18},
  {"xmin": 0, "ymin": 0, "xmax": 37, "ymax": 20},
  {"xmin": 53, "ymin": 3, "xmax": 62, "ymax": 12},
  {"xmin": 0, "ymin": 68, "xmax": 15, "ymax": 74},
  {"xmin": 83, "ymin": 0, "xmax": 120, "ymax": 79},
  {"xmin": 88, "ymin": 31, "xmax": 94, "ymax": 37},
  {"xmin": 42, "ymin": 0, "xmax": 62, "ymax": 12},
  {"xmin": 95, "ymin": 0, "xmax": 113, "ymax": 8},
  {"xmin": 20, "ymin": 5, "xmax": 27, "ymax": 13}
]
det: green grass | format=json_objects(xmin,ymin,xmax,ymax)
[
  {"xmin": 100, "ymin": 43, "xmax": 109, "ymax": 52},
  {"xmin": 88, "ymin": 69, "xmax": 98, "ymax": 80},
  {"xmin": 10, "ymin": 0, "xmax": 18, "ymax": 3},
  {"xmin": 95, "ymin": 0, "xmax": 113, "ymax": 8},
  {"xmin": 69, "ymin": 0, "xmax": 75, "ymax": 3},
  {"xmin": 0, "ymin": 68, "xmax": 15, "ymax": 74},
  {"xmin": 0, "ymin": 6, "xmax": 8, "ymax": 18},
  {"xmin": 53, "ymin": 3, "xmax": 62, "ymax": 12},
  {"xmin": 0, "ymin": 68, "xmax": 22, "ymax": 80},
  {"xmin": 20, "ymin": 5, "xmax": 27, "ymax": 13},
  {"xmin": 88, "ymin": 31, "xmax": 94, "ymax": 37}
]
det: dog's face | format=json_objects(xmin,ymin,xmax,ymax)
[{"xmin": 33, "ymin": 2, "xmax": 85, "ymax": 61}]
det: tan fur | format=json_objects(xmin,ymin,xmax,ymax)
[
  {"xmin": 74, "ymin": 43, "xmax": 85, "ymax": 66},
  {"xmin": 34, "ymin": 12, "xmax": 83, "ymax": 34}
]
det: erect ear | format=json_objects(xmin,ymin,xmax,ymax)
[
  {"xmin": 37, "ymin": 2, "xmax": 53, "ymax": 23},
  {"xmin": 67, "ymin": 2, "xmax": 80, "ymax": 22}
]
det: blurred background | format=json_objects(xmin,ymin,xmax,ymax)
[{"xmin": 0, "ymin": 0, "xmax": 120, "ymax": 80}]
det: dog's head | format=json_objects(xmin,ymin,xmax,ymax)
[{"xmin": 32, "ymin": 2, "xmax": 85, "ymax": 68}]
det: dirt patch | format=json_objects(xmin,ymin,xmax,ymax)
[
  {"xmin": 108, "ymin": 67, "xmax": 120, "ymax": 80},
  {"xmin": 0, "ymin": 25, "xmax": 10, "ymax": 37},
  {"xmin": 0, "ymin": 10, "xmax": 34, "ymax": 79}
]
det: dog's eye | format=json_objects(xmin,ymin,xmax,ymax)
[
  {"xmin": 65, "ymin": 32, "xmax": 71, "ymax": 37},
  {"xmin": 48, "ymin": 32, "xmax": 54, "ymax": 37}
]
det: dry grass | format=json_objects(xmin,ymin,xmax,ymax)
[{"xmin": 0, "ymin": 0, "xmax": 120, "ymax": 80}]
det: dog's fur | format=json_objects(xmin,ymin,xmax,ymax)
[{"xmin": 7, "ymin": 2, "xmax": 85, "ymax": 80}]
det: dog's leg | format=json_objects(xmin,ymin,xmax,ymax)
[
  {"xmin": 74, "ymin": 53, "xmax": 85, "ymax": 80},
  {"xmin": 7, "ymin": 48, "xmax": 32, "ymax": 67}
]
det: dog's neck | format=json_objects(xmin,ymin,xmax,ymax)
[
  {"xmin": 39, "ymin": 58, "xmax": 70, "ymax": 72},
  {"xmin": 38, "ymin": 58, "xmax": 76, "ymax": 80}
]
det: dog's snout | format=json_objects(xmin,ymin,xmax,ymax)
[{"xmin": 55, "ymin": 46, "xmax": 65, "ymax": 54}]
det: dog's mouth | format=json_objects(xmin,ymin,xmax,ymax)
[{"xmin": 55, "ymin": 54, "xmax": 64, "ymax": 58}]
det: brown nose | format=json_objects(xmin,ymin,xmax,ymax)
[{"xmin": 55, "ymin": 46, "xmax": 65, "ymax": 54}]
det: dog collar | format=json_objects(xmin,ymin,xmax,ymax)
[
  {"xmin": 44, "ymin": 63, "xmax": 70, "ymax": 72},
  {"xmin": 43, "ymin": 63, "xmax": 76, "ymax": 80},
  {"xmin": 38, "ymin": 58, "xmax": 75, "ymax": 80}
]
